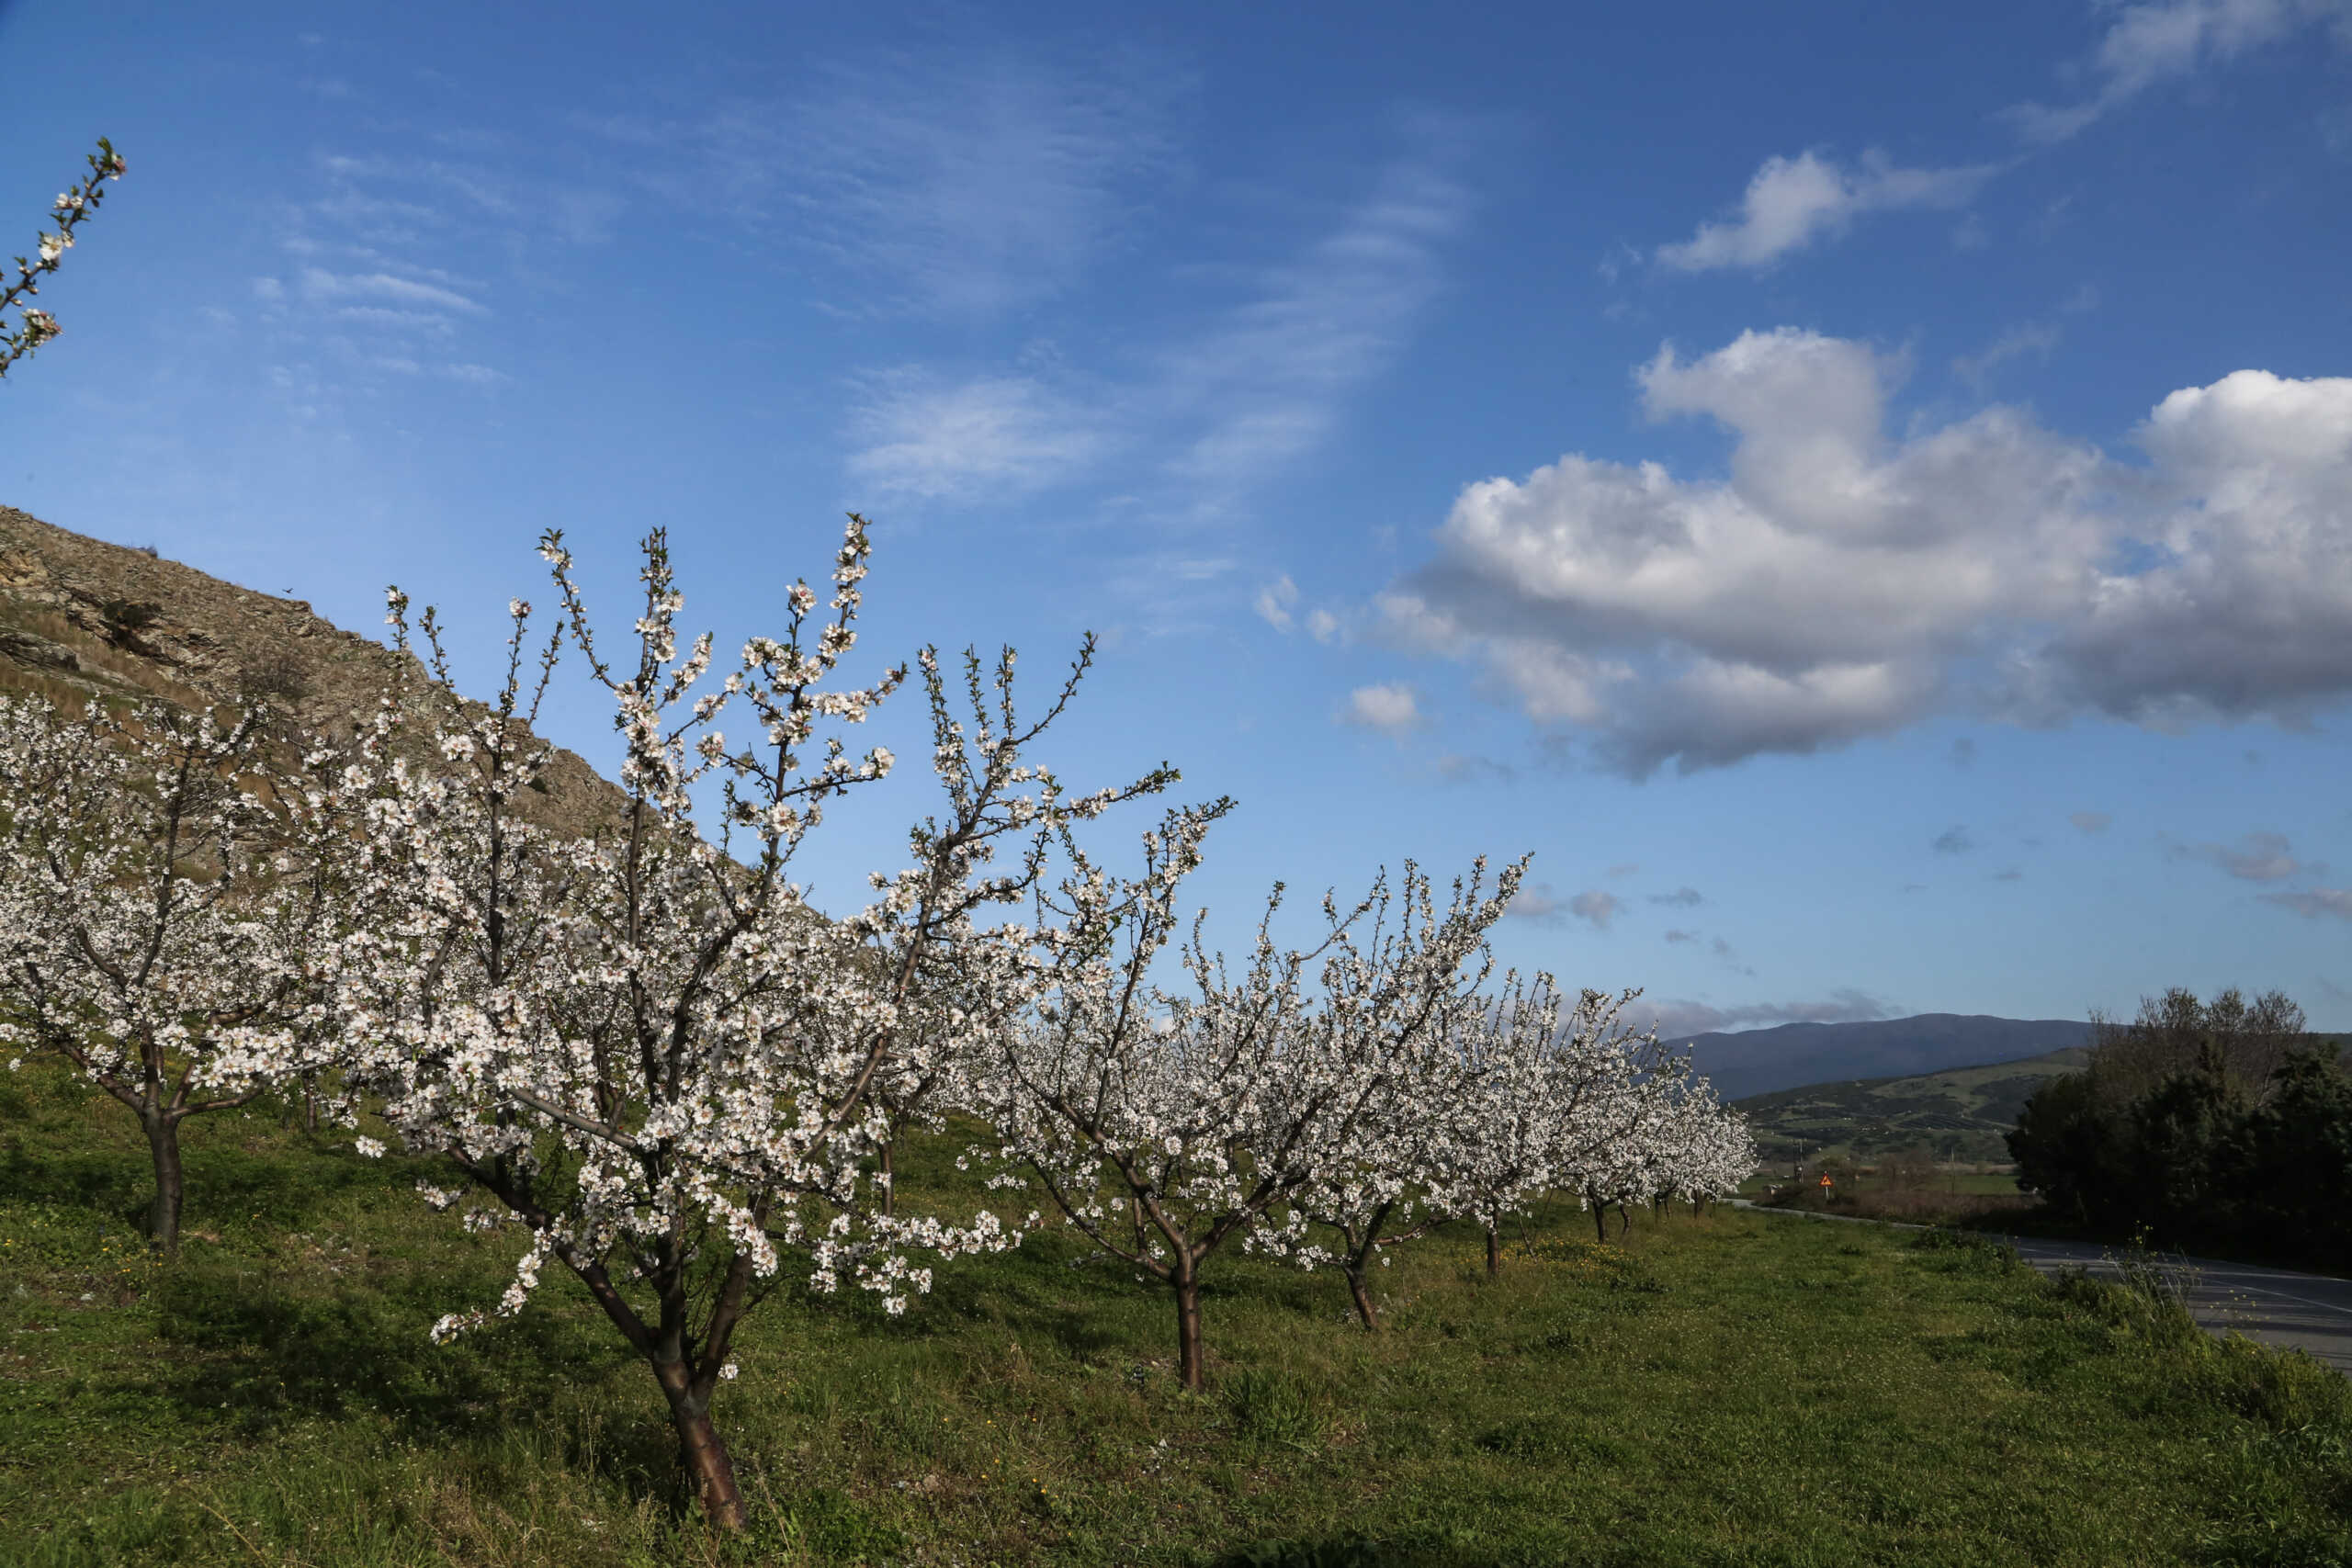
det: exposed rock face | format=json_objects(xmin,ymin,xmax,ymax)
[{"xmin": 0, "ymin": 505, "xmax": 629, "ymax": 837}]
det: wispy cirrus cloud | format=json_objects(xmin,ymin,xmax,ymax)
[
  {"xmin": 1160, "ymin": 131, "xmax": 1474, "ymax": 502},
  {"xmin": 594, "ymin": 44, "xmax": 1191, "ymax": 319},
  {"xmin": 2007, "ymin": 0, "xmax": 2352, "ymax": 144},
  {"xmin": 844, "ymin": 370, "xmax": 1114, "ymax": 503},
  {"xmin": 1656, "ymin": 150, "xmax": 1996, "ymax": 272}
]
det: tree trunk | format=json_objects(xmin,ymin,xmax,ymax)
[
  {"xmin": 1592, "ymin": 1197, "xmax": 1609, "ymax": 1243},
  {"xmin": 1615, "ymin": 1203, "xmax": 1632, "ymax": 1239},
  {"xmin": 653, "ymin": 1358, "xmax": 747, "ymax": 1529},
  {"xmin": 1172, "ymin": 1263, "xmax": 1206, "ymax": 1391},
  {"xmin": 877, "ymin": 1137, "xmax": 896, "ymax": 1219},
  {"xmin": 1345, "ymin": 1265, "xmax": 1379, "ymax": 1331},
  {"xmin": 1485, "ymin": 1220, "xmax": 1501, "ymax": 1278},
  {"xmin": 142, "ymin": 1111, "xmax": 183, "ymax": 1257}
]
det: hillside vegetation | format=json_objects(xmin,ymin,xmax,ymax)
[
  {"xmin": 1731, "ymin": 1047, "xmax": 2094, "ymax": 1165},
  {"xmin": 0, "ymin": 505, "xmax": 626, "ymax": 836}
]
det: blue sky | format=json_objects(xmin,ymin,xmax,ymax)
[{"xmin": 6, "ymin": 0, "xmax": 2352, "ymax": 1039}]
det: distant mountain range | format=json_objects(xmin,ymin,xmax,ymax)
[{"xmin": 1664, "ymin": 1013, "xmax": 2097, "ymax": 1102}]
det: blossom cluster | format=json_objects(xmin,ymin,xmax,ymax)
[{"xmin": 2, "ymin": 138, "xmax": 126, "ymax": 378}]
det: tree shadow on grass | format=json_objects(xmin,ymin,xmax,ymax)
[
  {"xmin": 0, "ymin": 1134, "xmax": 418, "ymax": 1235},
  {"xmin": 141, "ymin": 1254, "xmax": 637, "ymax": 1443}
]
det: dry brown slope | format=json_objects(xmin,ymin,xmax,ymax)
[{"xmin": 0, "ymin": 504, "xmax": 628, "ymax": 835}]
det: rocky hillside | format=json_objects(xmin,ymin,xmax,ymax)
[{"xmin": 0, "ymin": 505, "xmax": 627, "ymax": 835}]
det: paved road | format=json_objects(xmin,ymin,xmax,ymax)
[{"xmin": 1728, "ymin": 1200, "xmax": 2352, "ymax": 1375}]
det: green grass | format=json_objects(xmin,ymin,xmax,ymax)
[{"xmin": 3, "ymin": 1059, "xmax": 2349, "ymax": 1567}]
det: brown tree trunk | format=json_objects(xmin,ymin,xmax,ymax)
[
  {"xmin": 1345, "ymin": 1265, "xmax": 1379, "ymax": 1331},
  {"xmin": 1172, "ymin": 1262, "xmax": 1205, "ymax": 1391},
  {"xmin": 877, "ymin": 1137, "xmax": 896, "ymax": 1218},
  {"xmin": 142, "ymin": 1111, "xmax": 183, "ymax": 1257},
  {"xmin": 1485, "ymin": 1220, "xmax": 1501, "ymax": 1278},
  {"xmin": 1592, "ymin": 1197, "xmax": 1608, "ymax": 1243},
  {"xmin": 1615, "ymin": 1204, "xmax": 1631, "ymax": 1239},
  {"xmin": 653, "ymin": 1358, "xmax": 747, "ymax": 1529}
]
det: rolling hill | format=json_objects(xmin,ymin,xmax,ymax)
[
  {"xmin": 1665, "ymin": 1013, "xmax": 2097, "ymax": 1101},
  {"xmin": 0, "ymin": 504, "xmax": 628, "ymax": 836},
  {"xmin": 1727, "ymin": 1046, "xmax": 2096, "ymax": 1166}
]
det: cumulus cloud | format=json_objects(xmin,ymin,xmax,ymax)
[
  {"xmin": 1933, "ymin": 826, "xmax": 1975, "ymax": 855},
  {"xmin": 2263, "ymin": 887, "xmax": 2352, "ymax": 920},
  {"xmin": 1650, "ymin": 886, "xmax": 1704, "ymax": 907},
  {"xmin": 1306, "ymin": 608, "xmax": 1341, "ymax": 644},
  {"xmin": 1645, "ymin": 988, "xmax": 1900, "ymax": 1038},
  {"xmin": 1341, "ymin": 682, "xmax": 1425, "ymax": 735},
  {"xmin": 1380, "ymin": 328, "xmax": 2352, "ymax": 775},
  {"xmin": 1954, "ymin": 321, "xmax": 2062, "ymax": 390},
  {"xmin": 2007, "ymin": 0, "xmax": 2351, "ymax": 143},
  {"xmin": 1664, "ymin": 928, "xmax": 1699, "ymax": 944},
  {"xmin": 1255, "ymin": 575, "xmax": 1300, "ymax": 631},
  {"xmin": 1656, "ymin": 150, "xmax": 1996, "ymax": 272},
  {"xmin": 1568, "ymin": 889, "xmax": 1622, "ymax": 929},
  {"xmin": 1506, "ymin": 884, "xmax": 1565, "ymax": 924},
  {"xmin": 2172, "ymin": 830, "xmax": 2301, "ymax": 881}
]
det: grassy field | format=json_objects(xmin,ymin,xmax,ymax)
[{"xmin": 5, "ymin": 1062, "xmax": 2350, "ymax": 1568}]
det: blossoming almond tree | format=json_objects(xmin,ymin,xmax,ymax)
[
  {"xmin": 969, "ymin": 846, "xmax": 1524, "ymax": 1388},
  {"xmin": 3, "ymin": 138, "xmax": 126, "ymax": 378},
  {"xmin": 0, "ymin": 694, "xmax": 346, "ymax": 1253},
  {"xmin": 334, "ymin": 518, "xmax": 1170, "ymax": 1529},
  {"xmin": 1421, "ymin": 982, "xmax": 1676, "ymax": 1264}
]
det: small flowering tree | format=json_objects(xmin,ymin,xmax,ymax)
[
  {"xmin": 0, "ymin": 694, "xmax": 345, "ymax": 1253},
  {"xmin": 970, "ymin": 848, "xmax": 1524, "ymax": 1387},
  {"xmin": 334, "ymin": 518, "xmax": 1169, "ymax": 1529},
  {"xmin": 3, "ymin": 139, "xmax": 127, "ymax": 378},
  {"xmin": 1424, "ymin": 983, "xmax": 1670, "ymax": 1263}
]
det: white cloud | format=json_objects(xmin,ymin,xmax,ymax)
[
  {"xmin": 1568, "ymin": 889, "xmax": 1622, "ymax": 929},
  {"xmin": 2263, "ymin": 887, "xmax": 2352, "ymax": 920},
  {"xmin": 1341, "ymin": 682, "xmax": 1424, "ymax": 734},
  {"xmin": 1161, "ymin": 132, "xmax": 1472, "ymax": 497},
  {"xmin": 1953, "ymin": 321, "xmax": 2062, "ymax": 390},
  {"xmin": 299, "ymin": 267, "xmax": 485, "ymax": 314},
  {"xmin": 844, "ymin": 372, "xmax": 1109, "ymax": 502},
  {"xmin": 1306, "ymin": 608, "xmax": 1341, "ymax": 644},
  {"xmin": 760, "ymin": 46, "xmax": 1186, "ymax": 317},
  {"xmin": 1254, "ymin": 575, "xmax": 1300, "ymax": 631},
  {"xmin": 1381, "ymin": 328, "xmax": 2352, "ymax": 775},
  {"xmin": 2172, "ymin": 830, "xmax": 2301, "ymax": 880},
  {"xmin": 2070, "ymin": 810, "xmax": 2113, "ymax": 833},
  {"xmin": 1657, "ymin": 150, "xmax": 1996, "ymax": 272},
  {"xmin": 2007, "ymin": 0, "xmax": 2351, "ymax": 143},
  {"xmin": 1646, "ymin": 988, "xmax": 1899, "ymax": 1038}
]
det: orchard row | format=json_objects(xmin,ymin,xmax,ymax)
[{"xmin": 0, "ymin": 518, "xmax": 1752, "ymax": 1528}]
